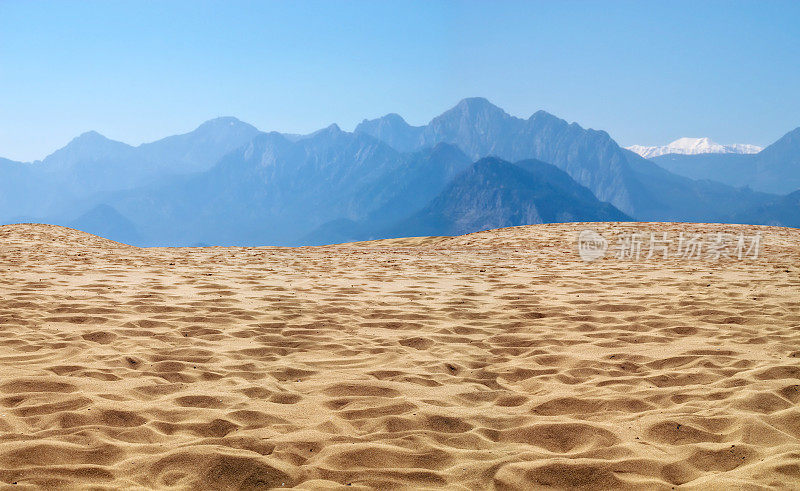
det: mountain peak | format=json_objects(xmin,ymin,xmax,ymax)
[
  {"xmin": 379, "ymin": 113, "xmax": 407, "ymax": 125},
  {"xmin": 627, "ymin": 137, "xmax": 762, "ymax": 159},
  {"xmin": 314, "ymin": 123, "xmax": 343, "ymax": 136},
  {"xmin": 62, "ymin": 130, "xmax": 129, "ymax": 152},
  {"xmin": 199, "ymin": 116, "xmax": 244, "ymax": 127},
  {"xmin": 39, "ymin": 130, "xmax": 133, "ymax": 166},
  {"xmin": 762, "ymin": 126, "xmax": 800, "ymax": 151},
  {"xmin": 355, "ymin": 113, "xmax": 413, "ymax": 134},
  {"xmin": 72, "ymin": 130, "xmax": 111, "ymax": 143},
  {"xmin": 354, "ymin": 113, "xmax": 422, "ymax": 152},
  {"xmin": 194, "ymin": 116, "xmax": 258, "ymax": 135},
  {"xmin": 530, "ymin": 109, "xmax": 557, "ymax": 119},
  {"xmin": 755, "ymin": 126, "xmax": 800, "ymax": 169},
  {"xmin": 451, "ymin": 97, "xmax": 507, "ymax": 116},
  {"xmin": 426, "ymin": 98, "xmax": 510, "ymax": 135}
]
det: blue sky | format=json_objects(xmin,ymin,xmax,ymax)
[{"xmin": 1, "ymin": 0, "xmax": 799, "ymax": 161}]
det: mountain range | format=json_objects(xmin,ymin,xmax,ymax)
[
  {"xmin": 635, "ymin": 128, "xmax": 800, "ymax": 194},
  {"xmin": 1, "ymin": 98, "xmax": 798, "ymax": 245},
  {"xmin": 627, "ymin": 137, "xmax": 762, "ymax": 159}
]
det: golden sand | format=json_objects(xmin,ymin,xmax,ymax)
[{"xmin": 0, "ymin": 222, "xmax": 798, "ymax": 489}]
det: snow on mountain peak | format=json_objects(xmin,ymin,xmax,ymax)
[{"xmin": 626, "ymin": 137, "xmax": 762, "ymax": 159}]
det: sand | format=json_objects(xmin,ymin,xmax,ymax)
[{"xmin": 0, "ymin": 222, "xmax": 798, "ymax": 489}]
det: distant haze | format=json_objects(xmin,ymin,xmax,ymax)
[
  {"xmin": 2, "ymin": 97, "xmax": 798, "ymax": 247},
  {"xmin": 1, "ymin": 0, "xmax": 799, "ymax": 161}
]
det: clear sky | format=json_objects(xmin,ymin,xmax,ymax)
[{"xmin": 1, "ymin": 0, "xmax": 799, "ymax": 161}]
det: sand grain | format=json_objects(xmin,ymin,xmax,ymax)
[{"xmin": 0, "ymin": 222, "xmax": 798, "ymax": 488}]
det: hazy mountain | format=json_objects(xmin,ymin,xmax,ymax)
[
  {"xmin": 136, "ymin": 116, "xmax": 260, "ymax": 174},
  {"xmin": 648, "ymin": 153, "xmax": 757, "ymax": 187},
  {"xmin": 358, "ymin": 98, "xmax": 641, "ymax": 213},
  {"xmin": 622, "ymin": 151, "xmax": 774, "ymax": 221},
  {"xmin": 39, "ymin": 131, "xmax": 136, "ymax": 171},
  {"xmin": 640, "ymin": 128, "xmax": 800, "ymax": 194},
  {"xmin": 105, "ymin": 127, "xmax": 444, "ymax": 245},
  {"xmin": 301, "ymin": 143, "xmax": 472, "ymax": 244},
  {"xmin": 354, "ymin": 113, "xmax": 423, "ymax": 153},
  {"xmin": 0, "ymin": 117, "xmax": 260, "ymax": 223},
  {"xmin": 1, "ymin": 98, "xmax": 796, "ymax": 246},
  {"xmin": 731, "ymin": 190, "xmax": 800, "ymax": 228},
  {"xmin": 35, "ymin": 132, "xmax": 142, "ymax": 201},
  {"xmin": 0, "ymin": 158, "xmax": 36, "ymax": 218},
  {"xmin": 359, "ymin": 97, "xmax": 774, "ymax": 222},
  {"xmin": 40, "ymin": 116, "xmax": 259, "ymax": 186},
  {"xmin": 303, "ymin": 157, "xmax": 630, "ymax": 244},
  {"xmin": 352, "ymin": 143, "xmax": 473, "ymax": 225},
  {"xmin": 68, "ymin": 204, "xmax": 143, "ymax": 245},
  {"xmin": 752, "ymin": 127, "xmax": 800, "ymax": 194},
  {"xmin": 627, "ymin": 137, "xmax": 762, "ymax": 159},
  {"xmin": 390, "ymin": 158, "xmax": 630, "ymax": 237}
]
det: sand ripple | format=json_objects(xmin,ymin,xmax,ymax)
[{"xmin": 0, "ymin": 222, "xmax": 797, "ymax": 488}]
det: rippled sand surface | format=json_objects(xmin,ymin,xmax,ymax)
[{"xmin": 0, "ymin": 222, "xmax": 798, "ymax": 489}]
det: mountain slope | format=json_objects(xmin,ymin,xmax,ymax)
[
  {"xmin": 753, "ymin": 127, "xmax": 800, "ymax": 194},
  {"xmin": 40, "ymin": 131, "xmax": 136, "ymax": 171},
  {"xmin": 640, "ymin": 127, "xmax": 800, "ymax": 194},
  {"xmin": 0, "ymin": 158, "xmax": 38, "ymax": 219},
  {"xmin": 623, "ymin": 150, "xmax": 774, "ymax": 221},
  {"xmin": 353, "ymin": 143, "xmax": 473, "ymax": 224},
  {"xmin": 648, "ymin": 153, "xmax": 757, "ymax": 187},
  {"xmin": 389, "ymin": 157, "xmax": 630, "ymax": 238},
  {"xmin": 1, "ymin": 99, "xmax": 794, "ymax": 247},
  {"xmin": 106, "ymin": 128, "xmax": 463, "ymax": 245},
  {"xmin": 68, "ymin": 204, "xmax": 143, "ymax": 246},
  {"xmin": 0, "ymin": 118, "xmax": 262, "ymax": 223},
  {"xmin": 359, "ymin": 98, "xmax": 641, "ymax": 213},
  {"xmin": 354, "ymin": 113, "xmax": 424, "ymax": 153},
  {"xmin": 136, "ymin": 116, "xmax": 260, "ymax": 174},
  {"xmin": 300, "ymin": 143, "xmax": 472, "ymax": 245},
  {"xmin": 359, "ymin": 97, "xmax": 775, "ymax": 222},
  {"xmin": 731, "ymin": 190, "xmax": 800, "ymax": 228}
]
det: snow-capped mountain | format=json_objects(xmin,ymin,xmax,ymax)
[{"xmin": 626, "ymin": 137, "xmax": 762, "ymax": 159}]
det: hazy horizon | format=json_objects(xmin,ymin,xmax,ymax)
[
  {"xmin": 2, "ymin": 0, "xmax": 799, "ymax": 161},
  {"xmin": 4, "ymin": 100, "xmax": 788, "ymax": 164}
]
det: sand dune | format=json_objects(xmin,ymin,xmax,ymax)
[{"xmin": 0, "ymin": 222, "xmax": 798, "ymax": 488}]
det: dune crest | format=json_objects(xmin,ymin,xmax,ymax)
[{"xmin": 0, "ymin": 222, "xmax": 798, "ymax": 488}]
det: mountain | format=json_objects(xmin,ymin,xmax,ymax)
[
  {"xmin": 39, "ymin": 131, "xmax": 136, "ymax": 171},
  {"xmin": 40, "ymin": 116, "xmax": 260, "ymax": 186},
  {"xmin": 627, "ymin": 137, "xmax": 762, "ymax": 159},
  {"xmin": 136, "ymin": 116, "xmax": 260, "ymax": 174},
  {"xmin": 731, "ymin": 190, "xmax": 800, "ymax": 228},
  {"xmin": 0, "ymin": 117, "xmax": 260, "ymax": 223},
  {"xmin": 752, "ymin": 127, "xmax": 800, "ymax": 194},
  {"xmin": 104, "ymin": 127, "xmax": 466, "ymax": 245},
  {"xmin": 358, "ymin": 98, "xmax": 641, "ymax": 213},
  {"xmin": 640, "ymin": 128, "xmax": 800, "ymax": 194},
  {"xmin": 622, "ymin": 151, "xmax": 775, "ymax": 221},
  {"xmin": 389, "ymin": 158, "xmax": 630, "ymax": 238},
  {"xmin": 0, "ymin": 158, "xmax": 35, "ymax": 217},
  {"xmin": 354, "ymin": 113, "xmax": 423, "ymax": 153},
  {"xmin": 648, "ymin": 153, "xmax": 757, "ymax": 187},
  {"xmin": 68, "ymin": 204, "xmax": 143, "ymax": 245},
  {"xmin": 358, "ymin": 97, "xmax": 774, "ymax": 222},
  {"xmin": 349, "ymin": 143, "xmax": 472, "ymax": 225},
  {"xmin": 1, "ymin": 98, "xmax": 795, "ymax": 247},
  {"xmin": 300, "ymin": 143, "xmax": 473, "ymax": 244}
]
